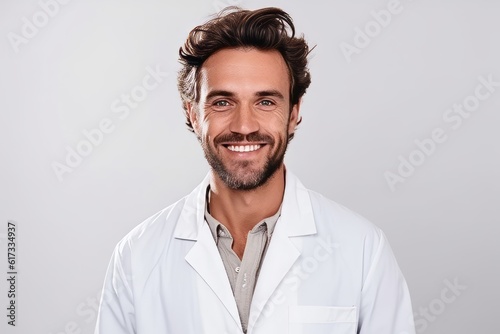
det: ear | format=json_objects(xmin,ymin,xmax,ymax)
[
  {"xmin": 288, "ymin": 99, "xmax": 301, "ymax": 135},
  {"xmin": 186, "ymin": 102, "xmax": 200, "ymax": 135}
]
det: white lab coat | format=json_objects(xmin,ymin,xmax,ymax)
[{"xmin": 95, "ymin": 171, "xmax": 415, "ymax": 334}]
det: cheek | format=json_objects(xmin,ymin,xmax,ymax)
[
  {"xmin": 260, "ymin": 109, "xmax": 289, "ymax": 126},
  {"xmin": 199, "ymin": 120, "xmax": 223, "ymax": 142},
  {"xmin": 278, "ymin": 115, "xmax": 293, "ymax": 133},
  {"xmin": 202, "ymin": 113, "xmax": 232, "ymax": 132}
]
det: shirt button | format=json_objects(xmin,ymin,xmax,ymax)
[{"xmin": 235, "ymin": 267, "xmax": 240, "ymax": 273}]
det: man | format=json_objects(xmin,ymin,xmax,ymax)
[{"xmin": 95, "ymin": 7, "xmax": 415, "ymax": 334}]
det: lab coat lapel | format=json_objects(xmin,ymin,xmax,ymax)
[
  {"xmin": 248, "ymin": 171, "xmax": 317, "ymax": 331},
  {"xmin": 174, "ymin": 174, "xmax": 241, "ymax": 329}
]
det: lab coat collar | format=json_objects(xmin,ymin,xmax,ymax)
[
  {"xmin": 174, "ymin": 169, "xmax": 317, "ymax": 240},
  {"xmin": 174, "ymin": 168, "xmax": 317, "ymax": 332}
]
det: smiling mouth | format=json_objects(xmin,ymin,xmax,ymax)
[{"xmin": 226, "ymin": 144, "xmax": 262, "ymax": 152}]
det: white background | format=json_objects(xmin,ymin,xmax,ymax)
[{"xmin": 1, "ymin": 0, "xmax": 499, "ymax": 333}]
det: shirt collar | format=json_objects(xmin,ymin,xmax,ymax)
[{"xmin": 204, "ymin": 185, "xmax": 282, "ymax": 241}]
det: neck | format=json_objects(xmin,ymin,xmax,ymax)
[{"xmin": 208, "ymin": 165, "xmax": 286, "ymax": 239}]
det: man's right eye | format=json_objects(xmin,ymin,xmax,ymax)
[{"xmin": 214, "ymin": 100, "xmax": 230, "ymax": 107}]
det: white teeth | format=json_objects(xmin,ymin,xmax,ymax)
[{"xmin": 227, "ymin": 144, "xmax": 261, "ymax": 152}]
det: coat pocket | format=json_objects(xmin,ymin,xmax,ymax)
[{"xmin": 288, "ymin": 306, "xmax": 357, "ymax": 334}]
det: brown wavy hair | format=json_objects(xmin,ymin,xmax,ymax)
[{"xmin": 177, "ymin": 6, "xmax": 313, "ymax": 133}]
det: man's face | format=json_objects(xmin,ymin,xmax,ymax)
[{"xmin": 188, "ymin": 48, "xmax": 299, "ymax": 190}]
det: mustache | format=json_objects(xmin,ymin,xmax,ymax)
[{"xmin": 214, "ymin": 132, "xmax": 274, "ymax": 145}]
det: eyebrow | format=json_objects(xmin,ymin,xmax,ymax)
[
  {"xmin": 256, "ymin": 90, "xmax": 285, "ymax": 100},
  {"xmin": 205, "ymin": 89, "xmax": 285, "ymax": 101},
  {"xmin": 205, "ymin": 90, "xmax": 234, "ymax": 101}
]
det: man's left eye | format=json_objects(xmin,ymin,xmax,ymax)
[{"xmin": 259, "ymin": 100, "xmax": 274, "ymax": 106}]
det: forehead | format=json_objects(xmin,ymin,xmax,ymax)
[{"xmin": 199, "ymin": 48, "xmax": 290, "ymax": 97}]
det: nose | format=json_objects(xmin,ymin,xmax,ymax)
[{"xmin": 228, "ymin": 103, "xmax": 260, "ymax": 135}]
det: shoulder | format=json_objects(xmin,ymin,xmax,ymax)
[
  {"xmin": 123, "ymin": 196, "xmax": 186, "ymax": 242},
  {"xmin": 306, "ymin": 187, "xmax": 400, "ymax": 276},
  {"xmin": 303, "ymin": 187, "xmax": 400, "ymax": 284},
  {"xmin": 111, "ymin": 196, "xmax": 188, "ymax": 267},
  {"xmin": 285, "ymin": 170, "xmax": 383, "ymax": 244},
  {"xmin": 114, "ymin": 175, "xmax": 210, "ymax": 255},
  {"xmin": 295, "ymin": 179, "xmax": 386, "ymax": 263},
  {"xmin": 307, "ymin": 189, "xmax": 380, "ymax": 235}
]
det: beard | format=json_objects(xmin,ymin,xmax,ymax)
[{"xmin": 199, "ymin": 131, "xmax": 289, "ymax": 191}]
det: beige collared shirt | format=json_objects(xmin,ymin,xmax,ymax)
[{"xmin": 204, "ymin": 188, "xmax": 281, "ymax": 334}]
